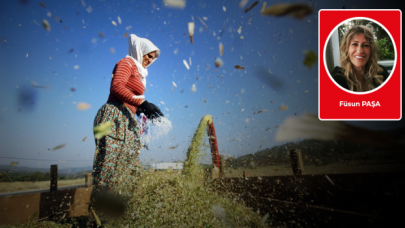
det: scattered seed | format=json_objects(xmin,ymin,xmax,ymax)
[
  {"xmin": 237, "ymin": 26, "xmax": 242, "ymax": 34},
  {"xmin": 163, "ymin": 0, "xmax": 186, "ymax": 9},
  {"xmin": 197, "ymin": 16, "xmax": 207, "ymax": 29},
  {"xmin": 235, "ymin": 65, "xmax": 245, "ymax": 70},
  {"xmin": 219, "ymin": 43, "xmax": 224, "ymax": 56},
  {"xmin": 42, "ymin": 19, "xmax": 50, "ymax": 31},
  {"xmin": 261, "ymin": 3, "xmax": 313, "ymax": 19},
  {"xmin": 239, "ymin": 0, "xmax": 249, "ymax": 8},
  {"xmin": 325, "ymin": 175, "xmax": 335, "ymax": 185},
  {"xmin": 52, "ymin": 143, "xmax": 66, "ymax": 151},
  {"xmin": 191, "ymin": 84, "xmax": 197, "ymax": 92},
  {"xmin": 77, "ymin": 102, "xmax": 91, "ymax": 110},
  {"xmin": 278, "ymin": 104, "xmax": 288, "ymax": 110},
  {"xmin": 169, "ymin": 144, "xmax": 179, "ymax": 150},
  {"xmin": 188, "ymin": 22, "xmax": 195, "ymax": 44},
  {"xmin": 254, "ymin": 110, "xmax": 267, "ymax": 114},
  {"xmin": 86, "ymin": 6, "xmax": 93, "ymax": 13},
  {"xmin": 10, "ymin": 162, "xmax": 19, "ymax": 166},
  {"xmin": 31, "ymin": 81, "xmax": 47, "ymax": 89},
  {"xmin": 215, "ymin": 58, "xmax": 223, "ymax": 68},
  {"xmin": 244, "ymin": 1, "xmax": 259, "ymax": 13},
  {"xmin": 93, "ymin": 121, "xmax": 112, "ymax": 139},
  {"xmin": 260, "ymin": 2, "xmax": 267, "ymax": 14},
  {"xmin": 303, "ymin": 50, "xmax": 317, "ymax": 70},
  {"xmin": 183, "ymin": 60, "xmax": 190, "ymax": 70}
]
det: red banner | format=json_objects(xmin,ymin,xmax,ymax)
[{"xmin": 319, "ymin": 10, "xmax": 402, "ymax": 120}]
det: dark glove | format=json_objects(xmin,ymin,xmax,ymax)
[{"xmin": 136, "ymin": 100, "xmax": 164, "ymax": 120}]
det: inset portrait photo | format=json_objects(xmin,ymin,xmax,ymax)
[{"xmin": 324, "ymin": 18, "xmax": 396, "ymax": 93}]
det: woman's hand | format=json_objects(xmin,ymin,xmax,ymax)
[{"xmin": 136, "ymin": 100, "xmax": 164, "ymax": 120}]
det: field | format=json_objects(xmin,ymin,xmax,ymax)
[
  {"xmin": 2, "ymin": 160, "xmax": 404, "ymax": 193},
  {"xmin": 212, "ymin": 171, "xmax": 405, "ymax": 227},
  {"xmin": 224, "ymin": 160, "xmax": 405, "ymax": 178},
  {"xmin": 0, "ymin": 178, "xmax": 85, "ymax": 193},
  {"xmin": 6, "ymin": 169, "xmax": 265, "ymax": 228},
  {"xmin": 1, "ymin": 161, "xmax": 404, "ymax": 227}
]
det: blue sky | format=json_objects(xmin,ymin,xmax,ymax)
[{"xmin": 0, "ymin": 0, "xmax": 403, "ymax": 169}]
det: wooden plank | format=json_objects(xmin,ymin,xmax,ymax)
[
  {"xmin": 0, "ymin": 187, "xmax": 92, "ymax": 226},
  {"xmin": 289, "ymin": 149, "xmax": 304, "ymax": 178},
  {"xmin": 220, "ymin": 155, "xmax": 225, "ymax": 178},
  {"xmin": 70, "ymin": 187, "xmax": 92, "ymax": 217},
  {"xmin": 211, "ymin": 167, "xmax": 219, "ymax": 179},
  {"xmin": 85, "ymin": 173, "xmax": 92, "ymax": 187},
  {"xmin": 297, "ymin": 149, "xmax": 305, "ymax": 174},
  {"xmin": 50, "ymin": 164, "xmax": 58, "ymax": 192},
  {"xmin": 0, "ymin": 192, "xmax": 40, "ymax": 225}
]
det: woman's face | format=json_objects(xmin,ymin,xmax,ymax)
[
  {"xmin": 348, "ymin": 33, "xmax": 370, "ymax": 70},
  {"xmin": 142, "ymin": 51, "xmax": 156, "ymax": 68}
]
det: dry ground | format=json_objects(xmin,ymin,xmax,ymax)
[{"xmin": 0, "ymin": 178, "xmax": 85, "ymax": 193}]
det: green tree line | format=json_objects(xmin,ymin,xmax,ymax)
[{"xmin": 0, "ymin": 171, "xmax": 86, "ymax": 182}]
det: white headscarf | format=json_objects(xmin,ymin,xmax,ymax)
[{"xmin": 127, "ymin": 34, "xmax": 160, "ymax": 87}]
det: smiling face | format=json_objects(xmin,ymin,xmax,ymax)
[
  {"xmin": 348, "ymin": 33, "xmax": 370, "ymax": 70},
  {"xmin": 142, "ymin": 51, "xmax": 156, "ymax": 68}
]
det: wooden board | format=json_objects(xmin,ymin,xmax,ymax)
[
  {"xmin": 0, "ymin": 187, "xmax": 92, "ymax": 225},
  {"xmin": 0, "ymin": 192, "xmax": 40, "ymax": 225}
]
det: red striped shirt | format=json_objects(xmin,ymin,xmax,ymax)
[{"xmin": 107, "ymin": 57, "xmax": 145, "ymax": 114}]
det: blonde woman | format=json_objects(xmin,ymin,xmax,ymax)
[{"xmin": 331, "ymin": 25, "xmax": 389, "ymax": 92}]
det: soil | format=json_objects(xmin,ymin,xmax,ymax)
[{"xmin": 211, "ymin": 171, "xmax": 405, "ymax": 227}]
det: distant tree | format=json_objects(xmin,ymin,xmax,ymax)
[
  {"xmin": 31, "ymin": 171, "xmax": 45, "ymax": 182},
  {"xmin": 0, "ymin": 173, "xmax": 12, "ymax": 182},
  {"xmin": 376, "ymin": 38, "xmax": 395, "ymax": 60},
  {"xmin": 15, "ymin": 175, "xmax": 31, "ymax": 182},
  {"xmin": 44, "ymin": 172, "xmax": 50, "ymax": 180}
]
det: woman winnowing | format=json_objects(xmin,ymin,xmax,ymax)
[{"xmin": 92, "ymin": 34, "xmax": 163, "ymax": 195}]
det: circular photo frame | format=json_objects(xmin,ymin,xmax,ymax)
[{"xmin": 323, "ymin": 17, "xmax": 396, "ymax": 94}]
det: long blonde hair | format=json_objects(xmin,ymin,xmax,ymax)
[{"xmin": 339, "ymin": 25, "xmax": 384, "ymax": 91}]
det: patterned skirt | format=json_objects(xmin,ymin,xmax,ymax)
[{"xmin": 92, "ymin": 102, "xmax": 142, "ymax": 195}]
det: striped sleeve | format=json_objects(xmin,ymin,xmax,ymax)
[{"xmin": 110, "ymin": 58, "xmax": 145, "ymax": 106}]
